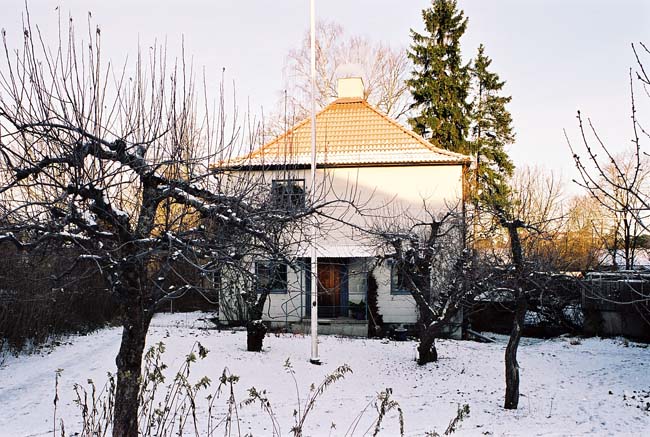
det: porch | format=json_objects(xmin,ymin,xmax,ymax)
[
  {"xmin": 284, "ymin": 318, "xmax": 369, "ymax": 337},
  {"xmin": 279, "ymin": 257, "xmax": 372, "ymax": 331}
]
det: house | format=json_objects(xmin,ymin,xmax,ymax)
[{"xmin": 219, "ymin": 77, "xmax": 471, "ymax": 336}]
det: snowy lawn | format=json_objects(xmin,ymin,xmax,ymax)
[{"xmin": 1, "ymin": 312, "xmax": 649, "ymax": 436}]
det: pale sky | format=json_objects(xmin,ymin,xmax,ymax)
[{"xmin": 2, "ymin": 1, "xmax": 649, "ymax": 192}]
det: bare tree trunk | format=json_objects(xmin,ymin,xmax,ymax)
[
  {"xmin": 504, "ymin": 293, "xmax": 527, "ymax": 410},
  {"xmin": 410, "ymin": 272, "xmax": 439, "ymax": 365},
  {"xmin": 415, "ymin": 302, "xmax": 464, "ymax": 365},
  {"xmin": 416, "ymin": 291, "xmax": 464, "ymax": 366},
  {"xmin": 246, "ymin": 320, "xmax": 268, "ymax": 352},
  {"xmin": 499, "ymin": 214, "xmax": 529, "ymax": 409},
  {"xmin": 113, "ymin": 260, "xmax": 154, "ymax": 437},
  {"xmin": 417, "ymin": 329, "xmax": 438, "ymax": 365},
  {"xmin": 246, "ymin": 291, "xmax": 270, "ymax": 352},
  {"xmin": 113, "ymin": 297, "xmax": 153, "ymax": 437}
]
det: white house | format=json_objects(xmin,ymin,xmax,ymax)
[{"xmin": 220, "ymin": 78, "xmax": 471, "ymax": 336}]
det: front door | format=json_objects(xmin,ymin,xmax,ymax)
[{"xmin": 318, "ymin": 262, "xmax": 341, "ymax": 318}]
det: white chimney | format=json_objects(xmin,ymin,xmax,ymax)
[{"xmin": 337, "ymin": 77, "xmax": 365, "ymax": 99}]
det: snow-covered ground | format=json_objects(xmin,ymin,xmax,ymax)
[{"xmin": 1, "ymin": 312, "xmax": 649, "ymax": 436}]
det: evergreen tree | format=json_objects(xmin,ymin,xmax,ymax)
[
  {"xmin": 470, "ymin": 44, "xmax": 515, "ymax": 208},
  {"xmin": 407, "ymin": 0, "xmax": 471, "ymax": 154}
]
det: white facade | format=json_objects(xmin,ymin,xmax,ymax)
[
  {"xmin": 219, "ymin": 163, "xmax": 466, "ymax": 331},
  {"xmin": 218, "ymin": 82, "xmax": 469, "ymax": 335}
]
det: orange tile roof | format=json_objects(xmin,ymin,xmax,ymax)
[{"xmin": 230, "ymin": 98, "xmax": 470, "ymax": 168}]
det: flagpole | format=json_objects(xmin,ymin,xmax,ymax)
[{"xmin": 309, "ymin": 0, "xmax": 320, "ymax": 365}]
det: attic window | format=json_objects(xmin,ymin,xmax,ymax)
[{"xmin": 271, "ymin": 179, "xmax": 306, "ymax": 210}]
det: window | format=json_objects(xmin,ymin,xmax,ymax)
[
  {"xmin": 255, "ymin": 261, "xmax": 288, "ymax": 294},
  {"xmin": 271, "ymin": 179, "xmax": 306, "ymax": 210},
  {"xmin": 390, "ymin": 262, "xmax": 412, "ymax": 295}
]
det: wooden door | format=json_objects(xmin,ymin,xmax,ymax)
[{"xmin": 318, "ymin": 262, "xmax": 341, "ymax": 318}]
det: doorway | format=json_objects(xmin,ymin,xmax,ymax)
[
  {"xmin": 318, "ymin": 261, "xmax": 341, "ymax": 317},
  {"xmin": 304, "ymin": 258, "xmax": 349, "ymax": 319}
]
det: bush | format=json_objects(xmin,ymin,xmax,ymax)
[{"xmin": 0, "ymin": 245, "xmax": 120, "ymax": 353}]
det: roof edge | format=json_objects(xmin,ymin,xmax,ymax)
[{"xmin": 216, "ymin": 159, "xmax": 470, "ymax": 172}]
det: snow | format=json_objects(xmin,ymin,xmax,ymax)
[
  {"xmin": 57, "ymin": 231, "xmax": 91, "ymax": 241},
  {"xmin": 1, "ymin": 312, "xmax": 649, "ymax": 436},
  {"xmin": 81, "ymin": 210, "xmax": 97, "ymax": 227}
]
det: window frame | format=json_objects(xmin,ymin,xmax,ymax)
[
  {"xmin": 390, "ymin": 261, "xmax": 412, "ymax": 295},
  {"xmin": 255, "ymin": 260, "xmax": 288, "ymax": 294},
  {"xmin": 271, "ymin": 178, "xmax": 306, "ymax": 211}
]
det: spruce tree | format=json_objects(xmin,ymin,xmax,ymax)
[
  {"xmin": 407, "ymin": 0, "xmax": 471, "ymax": 154},
  {"xmin": 470, "ymin": 44, "xmax": 515, "ymax": 208}
]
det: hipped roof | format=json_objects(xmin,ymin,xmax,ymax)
[{"xmin": 225, "ymin": 98, "xmax": 471, "ymax": 169}]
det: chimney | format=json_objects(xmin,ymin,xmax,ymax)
[{"xmin": 337, "ymin": 77, "xmax": 365, "ymax": 99}]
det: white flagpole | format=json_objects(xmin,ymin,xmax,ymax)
[{"xmin": 309, "ymin": 0, "xmax": 320, "ymax": 365}]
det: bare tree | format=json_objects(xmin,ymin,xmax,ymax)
[
  {"xmin": 0, "ymin": 14, "xmax": 322, "ymax": 436},
  {"xmin": 372, "ymin": 205, "xmax": 470, "ymax": 365},
  {"xmin": 483, "ymin": 170, "xmax": 607, "ymax": 273},
  {"xmin": 566, "ymin": 42, "xmax": 650, "ymax": 340},
  {"xmin": 554, "ymin": 194, "xmax": 607, "ymax": 271},
  {"xmin": 210, "ymin": 210, "xmax": 310, "ymax": 352},
  {"xmin": 474, "ymin": 167, "xmax": 563, "ymax": 260},
  {"xmin": 568, "ymin": 43, "xmax": 650, "ymax": 269},
  {"xmin": 276, "ymin": 20, "xmax": 411, "ymax": 129},
  {"xmin": 490, "ymin": 208, "xmax": 528, "ymax": 410},
  {"xmin": 589, "ymin": 153, "xmax": 648, "ymax": 268},
  {"xmin": 479, "ymin": 167, "xmax": 583, "ymax": 409}
]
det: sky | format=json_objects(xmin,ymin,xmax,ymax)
[{"xmin": 2, "ymin": 0, "xmax": 649, "ymax": 194}]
